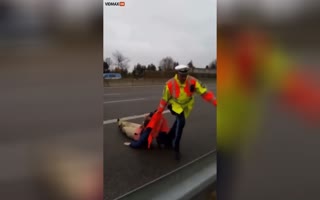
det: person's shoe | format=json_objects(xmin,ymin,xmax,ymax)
[
  {"xmin": 117, "ymin": 118, "xmax": 122, "ymax": 128},
  {"xmin": 156, "ymin": 140, "xmax": 163, "ymax": 149},
  {"xmin": 174, "ymin": 152, "xmax": 181, "ymax": 161},
  {"xmin": 165, "ymin": 143, "xmax": 173, "ymax": 150}
]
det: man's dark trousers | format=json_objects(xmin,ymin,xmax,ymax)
[{"xmin": 167, "ymin": 109, "xmax": 186, "ymax": 154}]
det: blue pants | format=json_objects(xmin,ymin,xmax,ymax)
[
  {"xmin": 129, "ymin": 128, "xmax": 151, "ymax": 148},
  {"xmin": 130, "ymin": 128, "xmax": 167, "ymax": 149},
  {"xmin": 167, "ymin": 111, "xmax": 186, "ymax": 153}
]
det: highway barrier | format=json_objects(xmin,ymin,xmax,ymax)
[
  {"xmin": 113, "ymin": 150, "xmax": 217, "ymax": 200},
  {"xmin": 104, "ymin": 78, "xmax": 216, "ymax": 87}
]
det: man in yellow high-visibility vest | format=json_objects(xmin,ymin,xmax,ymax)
[{"xmin": 155, "ymin": 65, "xmax": 217, "ymax": 160}]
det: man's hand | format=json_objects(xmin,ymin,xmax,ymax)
[
  {"xmin": 123, "ymin": 142, "xmax": 131, "ymax": 146},
  {"xmin": 155, "ymin": 109, "xmax": 163, "ymax": 115},
  {"xmin": 213, "ymin": 99, "xmax": 217, "ymax": 107}
]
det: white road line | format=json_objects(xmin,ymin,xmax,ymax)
[
  {"xmin": 104, "ymin": 85, "xmax": 164, "ymax": 89},
  {"xmin": 103, "ymin": 110, "xmax": 170, "ymax": 125},
  {"xmin": 104, "ymin": 84, "xmax": 216, "ymax": 89},
  {"xmin": 104, "ymin": 93, "xmax": 120, "ymax": 96},
  {"xmin": 104, "ymin": 98, "xmax": 146, "ymax": 104}
]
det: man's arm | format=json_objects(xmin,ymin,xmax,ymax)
[
  {"xmin": 140, "ymin": 114, "xmax": 150, "ymax": 129},
  {"xmin": 157, "ymin": 85, "xmax": 171, "ymax": 113},
  {"xmin": 195, "ymin": 79, "xmax": 217, "ymax": 106}
]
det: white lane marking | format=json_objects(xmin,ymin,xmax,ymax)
[
  {"xmin": 104, "ymin": 98, "xmax": 146, "ymax": 104},
  {"xmin": 104, "ymin": 93, "xmax": 120, "ymax": 96},
  {"xmin": 104, "ymin": 93, "xmax": 160, "ymax": 97},
  {"xmin": 103, "ymin": 110, "xmax": 170, "ymax": 125},
  {"xmin": 104, "ymin": 85, "xmax": 164, "ymax": 89},
  {"xmin": 104, "ymin": 83, "xmax": 216, "ymax": 89}
]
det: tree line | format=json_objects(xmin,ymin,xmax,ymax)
[{"xmin": 104, "ymin": 51, "xmax": 216, "ymax": 77}]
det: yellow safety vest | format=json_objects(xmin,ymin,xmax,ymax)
[{"xmin": 160, "ymin": 74, "xmax": 208, "ymax": 118}]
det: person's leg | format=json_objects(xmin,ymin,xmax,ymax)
[
  {"xmin": 122, "ymin": 126, "xmax": 137, "ymax": 139},
  {"xmin": 129, "ymin": 128, "xmax": 151, "ymax": 149},
  {"xmin": 119, "ymin": 120, "xmax": 139, "ymax": 128},
  {"xmin": 127, "ymin": 122, "xmax": 141, "ymax": 129},
  {"xmin": 167, "ymin": 103, "xmax": 182, "ymax": 142},
  {"xmin": 118, "ymin": 119, "xmax": 127, "ymax": 127},
  {"xmin": 172, "ymin": 112, "xmax": 186, "ymax": 160},
  {"xmin": 167, "ymin": 104, "xmax": 186, "ymax": 159},
  {"xmin": 167, "ymin": 120, "xmax": 177, "ymax": 141},
  {"xmin": 118, "ymin": 120, "xmax": 141, "ymax": 140},
  {"xmin": 156, "ymin": 132, "xmax": 172, "ymax": 149}
]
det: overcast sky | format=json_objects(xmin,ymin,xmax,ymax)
[{"xmin": 104, "ymin": 0, "xmax": 217, "ymax": 71}]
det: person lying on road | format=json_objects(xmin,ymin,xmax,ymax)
[{"xmin": 117, "ymin": 110, "xmax": 171, "ymax": 149}]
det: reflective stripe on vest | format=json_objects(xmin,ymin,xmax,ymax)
[
  {"xmin": 184, "ymin": 77, "xmax": 196, "ymax": 97},
  {"xmin": 167, "ymin": 78, "xmax": 179, "ymax": 99}
]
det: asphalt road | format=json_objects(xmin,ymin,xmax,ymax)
[{"xmin": 104, "ymin": 82, "xmax": 217, "ymax": 200}]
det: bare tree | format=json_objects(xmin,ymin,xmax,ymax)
[
  {"xmin": 112, "ymin": 50, "xmax": 130, "ymax": 70},
  {"xmin": 187, "ymin": 60, "xmax": 195, "ymax": 69},
  {"xmin": 104, "ymin": 57, "xmax": 112, "ymax": 73},
  {"xmin": 147, "ymin": 63, "xmax": 156, "ymax": 71},
  {"xmin": 105, "ymin": 57, "xmax": 112, "ymax": 66},
  {"xmin": 133, "ymin": 63, "xmax": 145, "ymax": 78},
  {"xmin": 208, "ymin": 60, "xmax": 216, "ymax": 69},
  {"xmin": 159, "ymin": 57, "xmax": 175, "ymax": 71}
]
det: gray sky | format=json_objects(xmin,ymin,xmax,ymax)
[{"xmin": 104, "ymin": 0, "xmax": 217, "ymax": 71}]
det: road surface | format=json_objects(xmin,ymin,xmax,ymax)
[{"xmin": 104, "ymin": 82, "xmax": 217, "ymax": 200}]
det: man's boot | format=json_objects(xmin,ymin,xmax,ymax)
[{"xmin": 156, "ymin": 139, "xmax": 163, "ymax": 149}]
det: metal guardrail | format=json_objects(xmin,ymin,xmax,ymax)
[
  {"xmin": 113, "ymin": 150, "xmax": 217, "ymax": 200},
  {"xmin": 104, "ymin": 79, "xmax": 216, "ymax": 87}
]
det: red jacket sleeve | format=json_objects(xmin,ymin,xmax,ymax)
[{"xmin": 201, "ymin": 91, "xmax": 217, "ymax": 106}]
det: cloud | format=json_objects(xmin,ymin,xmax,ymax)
[{"xmin": 104, "ymin": 0, "xmax": 217, "ymax": 71}]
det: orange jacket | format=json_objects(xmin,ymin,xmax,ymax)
[
  {"xmin": 280, "ymin": 70, "xmax": 320, "ymax": 123},
  {"xmin": 146, "ymin": 112, "xmax": 169, "ymax": 149}
]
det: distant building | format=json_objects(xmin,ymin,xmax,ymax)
[{"xmin": 191, "ymin": 68, "xmax": 216, "ymax": 74}]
